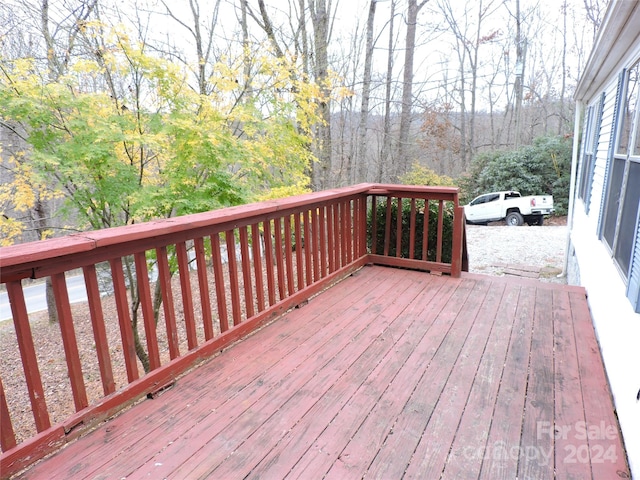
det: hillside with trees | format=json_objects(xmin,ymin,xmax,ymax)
[{"xmin": 1, "ymin": 0, "xmax": 605, "ymax": 247}]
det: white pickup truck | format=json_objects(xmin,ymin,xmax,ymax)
[{"xmin": 464, "ymin": 191, "xmax": 554, "ymax": 226}]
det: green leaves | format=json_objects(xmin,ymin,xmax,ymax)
[
  {"xmin": 461, "ymin": 136, "xmax": 572, "ymax": 214},
  {"xmin": 0, "ymin": 29, "xmax": 317, "ymax": 241}
]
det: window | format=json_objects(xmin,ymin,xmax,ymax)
[{"xmin": 600, "ymin": 61, "xmax": 640, "ymax": 311}]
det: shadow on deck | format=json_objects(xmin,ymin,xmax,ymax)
[{"xmin": 19, "ymin": 266, "xmax": 630, "ymax": 479}]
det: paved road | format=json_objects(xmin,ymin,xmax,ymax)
[
  {"xmin": 0, "ymin": 276, "xmax": 88, "ymax": 322},
  {"xmin": 0, "ymin": 244, "xmax": 239, "ymax": 322}
]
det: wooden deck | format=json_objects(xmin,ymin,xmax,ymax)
[{"xmin": 18, "ymin": 266, "xmax": 629, "ymax": 479}]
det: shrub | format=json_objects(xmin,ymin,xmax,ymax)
[
  {"xmin": 460, "ymin": 136, "xmax": 572, "ymax": 214},
  {"xmin": 368, "ymin": 198, "xmax": 454, "ymax": 264},
  {"xmin": 400, "ymin": 164, "xmax": 457, "ymax": 187}
]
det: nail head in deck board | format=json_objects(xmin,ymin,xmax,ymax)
[{"xmin": 13, "ymin": 267, "xmax": 630, "ymax": 480}]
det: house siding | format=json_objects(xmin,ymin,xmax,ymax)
[{"xmin": 571, "ymin": 23, "xmax": 640, "ymax": 478}]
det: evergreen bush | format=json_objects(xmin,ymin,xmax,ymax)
[{"xmin": 368, "ymin": 198, "xmax": 454, "ymax": 264}]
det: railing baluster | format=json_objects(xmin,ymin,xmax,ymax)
[
  {"xmin": 251, "ymin": 224, "xmax": 266, "ymax": 312},
  {"xmin": 109, "ymin": 258, "xmax": 139, "ymax": 383},
  {"xmin": 371, "ymin": 196, "xmax": 378, "ymax": 256},
  {"xmin": 273, "ymin": 218, "xmax": 286, "ymax": 301},
  {"xmin": 422, "ymin": 200, "xmax": 430, "ymax": 261},
  {"xmin": 177, "ymin": 242, "xmax": 198, "ymax": 349},
  {"xmin": 311, "ymin": 207, "xmax": 320, "ymax": 282},
  {"xmin": 239, "ymin": 226, "xmax": 255, "ymax": 318},
  {"xmin": 303, "ymin": 211, "xmax": 313, "ymax": 286},
  {"xmin": 396, "ymin": 197, "xmax": 403, "ymax": 258},
  {"xmin": 326, "ymin": 205, "xmax": 336, "ymax": 273},
  {"xmin": 437, "ymin": 199, "xmax": 444, "ymax": 263},
  {"xmin": 283, "ymin": 216, "xmax": 295, "ymax": 296},
  {"xmin": 194, "ymin": 237, "xmax": 214, "ymax": 341},
  {"xmin": 6, "ymin": 281, "xmax": 50, "ymax": 432},
  {"xmin": 384, "ymin": 197, "xmax": 392, "ymax": 257},
  {"xmin": 332, "ymin": 202, "xmax": 342, "ymax": 270},
  {"xmin": 51, "ymin": 272, "xmax": 88, "ymax": 411},
  {"xmin": 210, "ymin": 233, "xmax": 229, "ymax": 333},
  {"xmin": 263, "ymin": 220, "xmax": 276, "ymax": 306},
  {"xmin": 83, "ymin": 265, "xmax": 116, "ymax": 395},
  {"xmin": 360, "ymin": 196, "xmax": 368, "ymax": 257},
  {"xmin": 342, "ymin": 201, "xmax": 349, "ymax": 266},
  {"xmin": 0, "ymin": 377, "xmax": 16, "ymax": 450},
  {"xmin": 225, "ymin": 230, "xmax": 242, "ymax": 326},
  {"xmin": 134, "ymin": 252, "xmax": 161, "ymax": 370},
  {"xmin": 409, "ymin": 199, "xmax": 417, "ymax": 260},
  {"xmin": 294, "ymin": 213, "xmax": 305, "ymax": 289},
  {"xmin": 319, "ymin": 206, "xmax": 327, "ymax": 277},
  {"xmin": 156, "ymin": 246, "xmax": 180, "ymax": 359},
  {"xmin": 354, "ymin": 197, "xmax": 367, "ymax": 259}
]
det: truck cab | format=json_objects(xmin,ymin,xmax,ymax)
[{"xmin": 464, "ymin": 191, "xmax": 554, "ymax": 226}]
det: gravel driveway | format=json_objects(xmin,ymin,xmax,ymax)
[{"xmin": 465, "ymin": 224, "xmax": 568, "ymax": 283}]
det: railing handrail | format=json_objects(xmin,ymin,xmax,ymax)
[
  {"xmin": 0, "ymin": 183, "xmax": 466, "ymax": 477},
  {"xmin": 0, "ymin": 184, "xmax": 375, "ymax": 282}
]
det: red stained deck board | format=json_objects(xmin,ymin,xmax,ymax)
[
  {"xmin": 517, "ymin": 287, "xmax": 556, "ymax": 480},
  {"xmin": 165, "ymin": 269, "xmax": 430, "ymax": 479},
  {"xmin": 438, "ymin": 282, "xmax": 521, "ymax": 479},
  {"xmin": 247, "ymin": 275, "xmax": 462, "ymax": 479},
  {"xmin": 363, "ymin": 279, "xmax": 495, "ymax": 479},
  {"xmin": 552, "ymin": 288, "xmax": 592, "ymax": 479},
  {"xmin": 17, "ymin": 267, "xmax": 630, "ymax": 480},
  {"xmin": 93, "ymin": 267, "xmax": 400, "ymax": 478},
  {"xmin": 30, "ymin": 267, "xmax": 389, "ymax": 480},
  {"xmin": 569, "ymin": 291, "xmax": 630, "ymax": 477},
  {"xmin": 208, "ymin": 273, "xmax": 450, "ymax": 479},
  {"xmin": 478, "ymin": 283, "xmax": 537, "ymax": 479},
  {"xmin": 290, "ymin": 276, "xmax": 466, "ymax": 480}
]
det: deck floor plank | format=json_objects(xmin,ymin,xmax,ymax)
[
  {"xmin": 246, "ymin": 275, "xmax": 460, "ymax": 480},
  {"xmin": 206, "ymin": 271, "xmax": 441, "ymax": 479},
  {"xmin": 170, "ymin": 270, "xmax": 431, "ymax": 479},
  {"xmin": 518, "ymin": 286, "xmax": 556, "ymax": 480},
  {"xmin": 114, "ymin": 268, "xmax": 402, "ymax": 478},
  {"xmin": 400, "ymin": 279, "xmax": 507, "ymax": 479},
  {"xmin": 439, "ymin": 282, "xmax": 521, "ymax": 479},
  {"xmin": 478, "ymin": 283, "xmax": 537, "ymax": 480},
  {"xmin": 552, "ymin": 288, "xmax": 592, "ymax": 479},
  {"xmin": 17, "ymin": 266, "xmax": 630, "ymax": 480},
  {"xmin": 363, "ymin": 278, "xmax": 490, "ymax": 479}
]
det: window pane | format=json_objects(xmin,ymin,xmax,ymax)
[
  {"xmin": 614, "ymin": 161, "xmax": 640, "ymax": 276},
  {"xmin": 617, "ymin": 63, "xmax": 640, "ymax": 155},
  {"xmin": 584, "ymin": 106, "xmax": 595, "ymax": 154},
  {"xmin": 603, "ymin": 158, "xmax": 626, "ymax": 248}
]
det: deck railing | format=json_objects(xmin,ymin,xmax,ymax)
[{"xmin": 0, "ymin": 183, "xmax": 466, "ymax": 476}]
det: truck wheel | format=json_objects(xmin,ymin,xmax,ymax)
[
  {"xmin": 534, "ymin": 215, "xmax": 544, "ymax": 226},
  {"xmin": 506, "ymin": 212, "xmax": 524, "ymax": 226}
]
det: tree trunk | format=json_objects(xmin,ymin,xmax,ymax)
[
  {"xmin": 397, "ymin": 0, "xmax": 429, "ymax": 179},
  {"xmin": 356, "ymin": 1, "xmax": 377, "ymax": 184},
  {"xmin": 309, "ymin": 0, "xmax": 333, "ymax": 190},
  {"xmin": 379, "ymin": 0, "xmax": 396, "ymax": 183}
]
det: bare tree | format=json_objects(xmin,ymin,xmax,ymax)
[
  {"xmin": 583, "ymin": 0, "xmax": 606, "ymax": 39},
  {"xmin": 379, "ymin": 0, "xmax": 397, "ymax": 183},
  {"xmin": 397, "ymin": 0, "xmax": 430, "ymax": 179},
  {"xmin": 355, "ymin": 0, "xmax": 378, "ymax": 183},
  {"xmin": 161, "ymin": 0, "xmax": 221, "ymax": 95}
]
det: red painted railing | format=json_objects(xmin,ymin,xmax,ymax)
[{"xmin": 0, "ymin": 184, "xmax": 466, "ymax": 476}]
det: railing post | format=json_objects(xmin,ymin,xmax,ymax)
[{"xmin": 451, "ymin": 205, "xmax": 465, "ymax": 278}]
